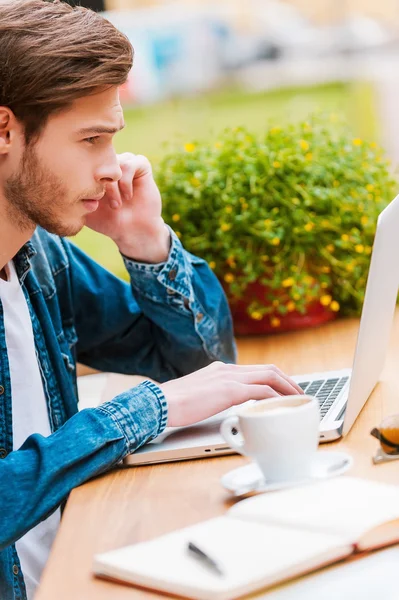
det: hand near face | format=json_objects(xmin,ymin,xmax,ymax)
[
  {"xmin": 161, "ymin": 361, "xmax": 305, "ymax": 427},
  {"xmin": 85, "ymin": 153, "xmax": 170, "ymax": 263}
]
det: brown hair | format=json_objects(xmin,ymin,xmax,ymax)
[{"xmin": 0, "ymin": 0, "xmax": 133, "ymax": 143}]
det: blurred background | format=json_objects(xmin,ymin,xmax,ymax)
[{"xmin": 69, "ymin": 0, "xmax": 399, "ymax": 278}]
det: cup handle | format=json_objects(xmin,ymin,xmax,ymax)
[{"xmin": 220, "ymin": 416, "xmax": 247, "ymax": 456}]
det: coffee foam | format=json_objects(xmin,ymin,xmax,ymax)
[{"xmin": 243, "ymin": 395, "xmax": 312, "ymax": 415}]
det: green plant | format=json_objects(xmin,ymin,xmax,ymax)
[{"xmin": 156, "ymin": 115, "xmax": 397, "ymax": 326}]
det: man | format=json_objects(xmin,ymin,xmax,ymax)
[{"xmin": 0, "ymin": 1, "xmax": 303, "ymax": 598}]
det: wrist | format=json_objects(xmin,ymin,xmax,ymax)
[{"xmin": 116, "ymin": 223, "xmax": 171, "ymax": 264}]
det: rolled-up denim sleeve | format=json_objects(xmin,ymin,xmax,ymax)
[
  {"xmin": 122, "ymin": 227, "xmax": 237, "ymax": 372},
  {"xmin": 0, "ymin": 380, "xmax": 167, "ymax": 550}
]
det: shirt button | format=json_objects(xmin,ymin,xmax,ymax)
[
  {"xmin": 0, "ymin": 448, "xmax": 7, "ymax": 459},
  {"xmin": 196, "ymin": 312, "xmax": 204, "ymax": 323},
  {"xmin": 168, "ymin": 269, "xmax": 177, "ymax": 281},
  {"xmin": 13, "ymin": 565, "xmax": 19, "ymax": 576},
  {"xmin": 0, "ymin": 385, "xmax": 4, "ymax": 395}
]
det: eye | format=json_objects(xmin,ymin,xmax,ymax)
[{"xmin": 84, "ymin": 136, "xmax": 100, "ymax": 145}]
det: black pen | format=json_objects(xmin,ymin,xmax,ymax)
[{"xmin": 187, "ymin": 541, "xmax": 224, "ymax": 577}]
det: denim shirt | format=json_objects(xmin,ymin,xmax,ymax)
[{"xmin": 0, "ymin": 225, "xmax": 236, "ymax": 600}]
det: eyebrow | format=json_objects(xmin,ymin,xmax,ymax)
[{"xmin": 77, "ymin": 123, "xmax": 125, "ymax": 136}]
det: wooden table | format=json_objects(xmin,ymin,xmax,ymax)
[{"xmin": 36, "ymin": 311, "xmax": 399, "ymax": 600}]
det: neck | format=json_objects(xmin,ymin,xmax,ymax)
[{"xmin": 0, "ymin": 195, "xmax": 35, "ymax": 272}]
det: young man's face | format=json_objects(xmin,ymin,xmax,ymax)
[{"xmin": 3, "ymin": 86, "xmax": 124, "ymax": 237}]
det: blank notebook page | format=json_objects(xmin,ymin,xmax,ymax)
[
  {"xmin": 229, "ymin": 477, "xmax": 399, "ymax": 542},
  {"xmin": 94, "ymin": 516, "xmax": 348, "ymax": 600}
]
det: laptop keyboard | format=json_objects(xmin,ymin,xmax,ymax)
[{"xmin": 298, "ymin": 376, "xmax": 349, "ymax": 419}]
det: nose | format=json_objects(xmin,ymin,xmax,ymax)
[{"xmin": 95, "ymin": 149, "xmax": 123, "ymax": 184}]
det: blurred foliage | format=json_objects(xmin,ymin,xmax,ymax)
[
  {"xmin": 72, "ymin": 81, "xmax": 381, "ymax": 282},
  {"xmin": 158, "ymin": 115, "xmax": 396, "ymax": 320}
]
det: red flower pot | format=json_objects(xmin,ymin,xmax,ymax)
[{"xmin": 224, "ymin": 280, "xmax": 337, "ymax": 336}]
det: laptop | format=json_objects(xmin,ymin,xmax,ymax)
[{"xmin": 124, "ymin": 194, "xmax": 399, "ymax": 466}]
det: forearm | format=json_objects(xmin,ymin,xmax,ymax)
[
  {"xmin": 0, "ymin": 381, "xmax": 166, "ymax": 550},
  {"xmin": 123, "ymin": 228, "xmax": 237, "ymax": 378}
]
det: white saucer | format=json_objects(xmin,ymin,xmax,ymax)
[{"xmin": 221, "ymin": 451, "xmax": 353, "ymax": 497}]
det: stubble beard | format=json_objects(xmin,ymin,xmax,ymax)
[{"xmin": 4, "ymin": 145, "xmax": 85, "ymax": 238}]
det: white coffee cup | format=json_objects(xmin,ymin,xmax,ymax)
[{"xmin": 220, "ymin": 395, "xmax": 320, "ymax": 483}]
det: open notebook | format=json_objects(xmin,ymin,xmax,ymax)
[{"xmin": 93, "ymin": 477, "xmax": 399, "ymax": 600}]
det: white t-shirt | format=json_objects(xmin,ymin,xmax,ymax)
[{"xmin": 0, "ymin": 261, "xmax": 60, "ymax": 599}]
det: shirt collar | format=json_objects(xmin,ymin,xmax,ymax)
[{"xmin": 14, "ymin": 239, "xmax": 37, "ymax": 283}]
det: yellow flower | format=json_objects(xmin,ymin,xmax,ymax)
[
  {"xmin": 292, "ymin": 197, "xmax": 300, "ymax": 205},
  {"xmin": 209, "ymin": 261, "xmax": 216, "ymax": 269},
  {"xmin": 220, "ymin": 223, "xmax": 231, "ymax": 232},
  {"xmin": 326, "ymin": 244, "xmax": 335, "ymax": 252},
  {"xmin": 304, "ymin": 275, "xmax": 314, "ymax": 285},
  {"xmin": 175, "ymin": 231, "xmax": 182, "ymax": 239},
  {"xmin": 350, "ymin": 190, "xmax": 358, "ymax": 198},
  {"xmin": 304, "ymin": 223, "xmax": 314, "ymax": 232},
  {"xmin": 370, "ymin": 142, "xmax": 377, "ymax": 149},
  {"xmin": 272, "ymin": 161, "xmax": 281, "ymax": 169},
  {"xmin": 353, "ymin": 138, "xmax": 362, "ymax": 146},
  {"xmin": 226, "ymin": 256, "xmax": 236, "ymax": 267},
  {"xmin": 321, "ymin": 282, "xmax": 328, "ymax": 289},
  {"xmin": 190, "ymin": 177, "xmax": 201, "ymax": 187},
  {"xmin": 320, "ymin": 295, "xmax": 332, "ymax": 306},
  {"xmin": 184, "ymin": 143, "xmax": 196, "ymax": 153},
  {"xmin": 321, "ymin": 266, "xmax": 331, "ymax": 273},
  {"xmin": 360, "ymin": 216, "xmax": 368, "ymax": 226},
  {"xmin": 270, "ymin": 126, "xmax": 281, "ymax": 134},
  {"xmin": 346, "ymin": 263, "xmax": 355, "ymax": 272},
  {"xmin": 355, "ymin": 244, "xmax": 364, "ymax": 253},
  {"xmin": 365, "ymin": 246, "xmax": 372, "ymax": 254},
  {"xmin": 214, "ymin": 142, "xmax": 222, "ymax": 149},
  {"xmin": 270, "ymin": 237, "xmax": 280, "ymax": 246},
  {"xmin": 286, "ymin": 301, "xmax": 296, "ymax": 312},
  {"xmin": 264, "ymin": 219, "xmax": 272, "ymax": 227},
  {"xmin": 172, "ymin": 213, "xmax": 180, "ymax": 222},
  {"xmin": 366, "ymin": 184, "xmax": 374, "ymax": 192},
  {"xmin": 282, "ymin": 277, "xmax": 295, "ymax": 288},
  {"xmin": 305, "ymin": 152, "xmax": 313, "ymax": 161},
  {"xmin": 330, "ymin": 300, "xmax": 340, "ymax": 312},
  {"xmin": 241, "ymin": 202, "xmax": 249, "ymax": 210},
  {"xmin": 322, "ymin": 220, "xmax": 330, "ymax": 228},
  {"xmin": 299, "ymin": 139, "xmax": 309, "ymax": 151},
  {"xmin": 341, "ymin": 234, "xmax": 349, "ymax": 242},
  {"xmin": 293, "ymin": 293, "xmax": 300, "ymax": 301},
  {"xmin": 333, "ymin": 180, "xmax": 340, "ymax": 187},
  {"xmin": 225, "ymin": 206, "xmax": 233, "ymax": 214},
  {"xmin": 250, "ymin": 311, "xmax": 263, "ymax": 321},
  {"xmin": 224, "ymin": 273, "xmax": 235, "ymax": 283},
  {"xmin": 272, "ymin": 299, "xmax": 279, "ymax": 307},
  {"xmin": 270, "ymin": 317, "xmax": 281, "ymax": 328}
]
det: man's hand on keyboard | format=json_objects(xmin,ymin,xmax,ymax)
[{"xmin": 161, "ymin": 362, "xmax": 304, "ymax": 427}]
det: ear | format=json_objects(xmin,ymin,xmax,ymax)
[{"xmin": 0, "ymin": 107, "xmax": 16, "ymax": 156}]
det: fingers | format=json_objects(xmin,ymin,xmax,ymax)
[
  {"xmin": 117, "ymin": 155, "xmax": 135, "ymax": 202},
  {"xmin": 104, "ymin": 181, "xmax": 120, "ymax": 209},
  {"xmin": 116, "ymin": 154, "xmax": 152, "ymax": 202},
  {"xmin": 233, "ymin": 383, "xmax": 280, "ymax": 404},
  {"xmin": 237, "ymin": 370, "xmax": 302, "ymax": 396},
  {"xmin": 210, "ymin": 362, "xmax": 304, "ymax": 395}
]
